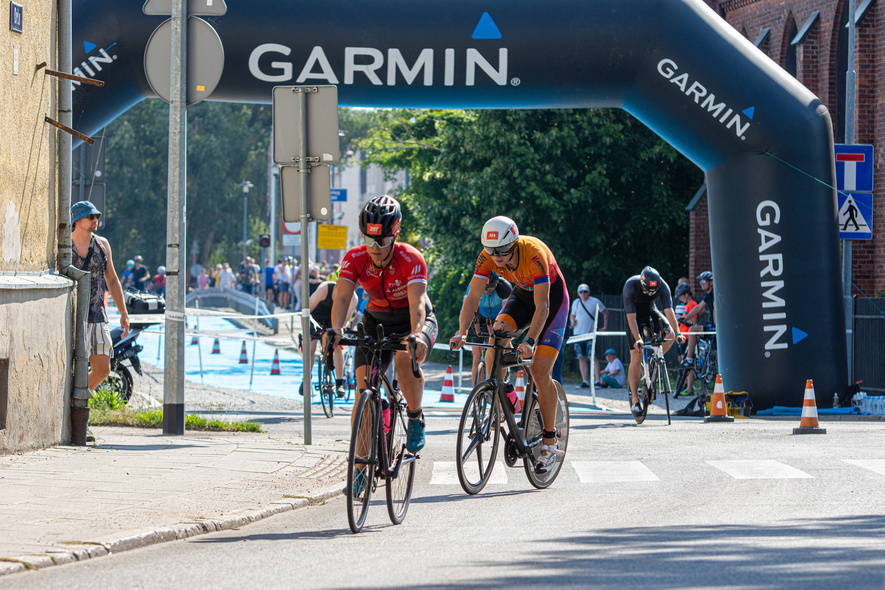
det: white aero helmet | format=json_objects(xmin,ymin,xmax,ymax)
[{"xmin": 481, "ymin": 216, "xmax": 519, "ymax": 256}]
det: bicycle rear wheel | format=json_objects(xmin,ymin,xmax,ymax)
[
  {"xmin": 347, "ymin": 392, "xmax": 377, "ymax": 533},
  {"xmin": 456, "ymin": 382, "xmax": 501, "ymax": 495},
  {"xmin": 524, "ymin": 380, "xmax": 569, "ymax": 489},
  {"xmin": 320, "ymin": 361, "xmax": 334, "ymax": 418},
  {"xmin": 386, "ymin": 397, "xmax": 416, "ymax": 524},
  {"xmin": 342, "ymin": 348, "xmax": 356, "ymax": 403}
]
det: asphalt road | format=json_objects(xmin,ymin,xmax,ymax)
[{"xmin": 6, "ymin": 410, "xmax": 885, "ymax": 589}]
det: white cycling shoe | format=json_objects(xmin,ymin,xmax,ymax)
[{"xmin": 535, "ymin": 443, "xmax": 565, "ymax": 473}]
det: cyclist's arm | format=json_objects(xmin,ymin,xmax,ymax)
[
  {"xmin": 406, "ymin": 281, "xmax": 428, "ymax": 362},
  {"xmin": 522, "ymin": 281, "xmax": 551, "ymax": 353},
  {"xmin": 601, "ymin": 308, "xmax": 609, "ymax": 331},
  {"xmin": 345, "ymin": 291, "xmax": 359, "ymax": 328},
  {"xmin": 330, "ymin": 279, "xmax": 357, "ymax": 334},
  {"xmin": 664, "ymin": 307, "xmax": 681, "ymax": 338},
  {"xmin": 626, "ymin": 312, "xmax": 642, "ymax": 349}
]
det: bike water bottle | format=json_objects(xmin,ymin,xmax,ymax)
[
  {"xmin": 504, "ymin": 383, "xmax": 518, "ymax": 412},
  {"xmin": 833, "ymin": 393, "xmax": 840, "ymax": 409},
  {"xmin": 381, "ymin": 399, "xmax": 391, "ymax": 434}
]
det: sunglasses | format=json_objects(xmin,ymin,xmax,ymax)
[
  {"xmin": 699, "ymin": 280, "xmax": 709, "ymax": 284},
  {"xmin": 484, "ymin": 245, "xmax": 514, "ymax": 257},
  {"xmin": 364, "ymin": 235, "xmax": 395, "ymax": 248},
  {"xmin": 86, "ymin": 214, "xmax": 101, "ymax": 220}
]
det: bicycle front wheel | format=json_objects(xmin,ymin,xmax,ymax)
[
  {"xmin": 524, "ymin": 380, "xmax": 569, "ymax": 489},
  {"xmin": 386, "ymin": 397, "xmax": 416, "ymax": 524},
  {"xmin": 634, "ymin": 369, "xmax": 655, "ymax": 425},
  {"xmin": 342, "ymin": 348, "xmax": 356, "ymax": 403},
  {"xmin": 320, "ymin": 362, "xmax": 334, "ymax": 419},
  {"xmin": 347, "ymin": 392, "xmax": 377, "ymax": 533},
  {"xmin": 455, "ymin": 382, "xmax": 501, "ymax": 495},
  {"xmin": 476, "ymin": 359, "xmax": 488, "ymax": 384}
]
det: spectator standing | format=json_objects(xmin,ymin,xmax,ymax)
[
  {"xmin": 275, "ymin": 258, "xmax": 292, "ymax": 309},
  {"xmin": 70, "ymin": 201, "xmax": 130, "ymax": 392},
  {"xmin": 291, "ymin": 258, "xmax": 302, "ymax": 310},
  {"xmin": 598, "ymin": 348, "xmax": 625, "ymax": 388},
  {"xmin": 152, "ymin": 266, "xmax": 167, "ymax": 296},
  {"xmin": 197, "ymin": 267, "xmax": 210, "ymax": 289},
  {"xmin": 121, "ymin": 260, "xmax": 134, "ymax": 289},
  {"xmin": 130, "ymin": 255, "xmax": 151, "ymax": 291},
  {"xmin": 264, "ymin": 258, "xmax": 276, "ymax": 302},
  {"xmin": 569, "ymin": 283, "xmax": 609, "ymax": 388},
  {"xmin": 217, "ymin": 262, "xmax": 235, "ymax": 289}
]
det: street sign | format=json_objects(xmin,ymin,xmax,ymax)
[
  {"xmin": 837, "ymin": 192, "xmax": 873, "ymax": 240},
  {"xmin": 272, "ymin": 86, "xmax": 340, "ymax": 165},
  {"xmin": 834, "ymin": 144, "xmax": 874, "ymax": 193},
  {"xmin": 330, "ymin": 188, "xmax": 347, "ymax": 202},
  {"xmin": 144, "ymin": 16, "xmax": 224, "ymax": 104},
  {"xmin": 143, "ymin": 0, "xmax": 227, "ymax": 16},
  {"xmin": 317, "ymin": 224, "xmax": 347, "ymax": 250},
  {"xmin": 280, "ymin": 164, "xmax": 332, "ymax": 222},
  {"xmin": 10, "ymin": 2, "xmax": 22, "ymax": 33}
]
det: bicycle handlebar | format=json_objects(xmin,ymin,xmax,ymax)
[{"xmin": 330, "ymin": 325, "xmax": 421, "ymax": 378}]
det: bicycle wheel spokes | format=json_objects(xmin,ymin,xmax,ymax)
[
  {"xmin": 320, "ymin": 368, "xmax": 334, "ymax": 418},
  {"xmin": 456, "ymin": 384, "xmax": 500, "ymax": 495},
  {"xmin": 524, "ymin": 381, "xmax": 569, "ymax": 489},
  {"xmin": 386, "ymin": 399, "xmax": 416, "ymax": 525},
  {"xmin": 343, "ymin": 350, "xmax": 356, "ymax": 403},
  {"xmin": 347, "ymin": 392, "xmax": 377, "ymax": 533}
]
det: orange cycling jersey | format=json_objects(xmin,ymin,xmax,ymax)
[{"xmin": 473, "ymin": 235, "xmax": 562, "ymax": 290}]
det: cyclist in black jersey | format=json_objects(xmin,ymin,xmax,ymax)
[
  {"xmin": 309, "ymin": 279, "xmax": 357, "ymax": 397},
  {"xmin": 622, "ymin": 266, "xmax": 684, "ymax": 417}
]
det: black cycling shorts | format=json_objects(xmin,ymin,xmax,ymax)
[
  {"xmin": 354, "ymin": 308, "xmax": 439, "ymax": 371},
  {"xmin": 626, "ymin": 307, "xmax": 671, "ymax": 349}
]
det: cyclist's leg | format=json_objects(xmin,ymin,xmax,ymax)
[
  {"xmin": 625, "ymin": 320, "xmax": 645, "ymax": 405},
  {"xmin": 533, "ymin": 280, "xmax": 568, "ymax": 449},
  {"xmin": 529, "ymin": 353, "xmax": 558, "ymax": 441}
]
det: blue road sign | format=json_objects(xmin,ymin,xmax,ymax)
[
  {"xmin": 330, "ymin": 188, "xmax": 347, "ymax": 202},
  {"xmin": 834, "ymin": 144, "xmax": 874, "ymax": 193},
  {"xmin": 837, "ymin": 192, "xmax": 873, "ymax": 240}
]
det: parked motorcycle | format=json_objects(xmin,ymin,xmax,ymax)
[{"xmin": 102, "ymin": 289, "xmax": 165, "ymax": 402}]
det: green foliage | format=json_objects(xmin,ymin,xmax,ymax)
[
  {"xmin": 357, "ymin": 108, "xmax": 702, "ymax": 330},
  {"xmin": 89, "ymin": 406, "xmax": 261, "ymax": 432},
  {"xmin": 88, "ymin": 386, "xmax": 126, "ymax": 411}
]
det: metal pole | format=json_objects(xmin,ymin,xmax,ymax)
[
  {"xmin": 842, "ymin": 0, "xmax": 857, "ymax": 385},
  {"xmin": 163, "ymin": 0, "xmax": 187, "ymax": 435},
  {"xmin": 298, "ymin": 89, "xmax": 312, "ymax": 444},
  {"xmin": 243, "ymin": 186, "xmax": 248, "ymax": 264},
  {"xmin": 268, "ymin": 134, "xmax": 277, "ymax": 268}
]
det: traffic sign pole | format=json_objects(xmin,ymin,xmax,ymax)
[
  {"xmin": 842, "ymin": 0, "xmax": 857, "ymax": 385},
  {"xmin": 298, "ymin": 89, "xmax": 312, "ymax": 445}
]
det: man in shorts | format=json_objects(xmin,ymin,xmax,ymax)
[
  {"xmin": 70, "ymin": 201, "xmax": 130, "ymax": 392},
  {"xmin": 623, "ymin": 266, "xmax": 683, "ymax": 417},
  {"xmin": 569, "ymin": 283, "xmax": 608, "ymax": 388}
]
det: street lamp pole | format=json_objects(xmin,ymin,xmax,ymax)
[{"xmin": 240, "ymin": 180, "xmax": 254, "ymax": 263}]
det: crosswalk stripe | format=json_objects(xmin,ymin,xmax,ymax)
[
  {"xmin": 843, "ymin": 459, "xmax": 885, "ymax": 476},
  {"xmin": 430, "ymin": 461, "xmax": 508, "ymax": 485},
  {"xmin": 706, "ymin": 460, "xmax": 813, "ymax": 479},
  {"xmin": 571, "ymin": 461, "xmax": 659, "ymax": 483}
]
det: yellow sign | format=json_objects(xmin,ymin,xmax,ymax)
[{"xmin": 317, "ymin": 224, "xmax": 348, "ymax": 250}]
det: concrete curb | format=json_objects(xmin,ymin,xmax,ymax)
[{"xmin": 0, "ymin": 486, "xmax": 343, "ymax": 578}]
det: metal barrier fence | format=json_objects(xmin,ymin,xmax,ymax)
[{"xmin": 853, "ymin": 297, "xmax": 885, "ymax": 394}]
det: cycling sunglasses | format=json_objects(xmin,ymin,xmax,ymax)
[
  {"xmin": 484, "ymin": 245, "xmax": 514, "ymax": 257},
  {"xmin": 87, "ymin": 214, "xmax": 101, "ymax": 220},
  {"xmin": 363, "ymin": 234, "xmax": 396, "ymax": 248},
  {"xmin": 699, "ymin": 279, "xmax": 709, "ymax": 285}
]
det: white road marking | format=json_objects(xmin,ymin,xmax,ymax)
[
  {"xmin": 707, "ymin": 460, "xmax": 813, "ymax": 479},
  {"xmin": 571, "ymin": 461, "xmax": 659, "ymax": 483},
  {"xmin": 844, "ymin": 460, "xmax": 885, "ymax": 476}
]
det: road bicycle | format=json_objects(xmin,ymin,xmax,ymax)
[
  {"xmin": 630, "ymin": 332, "xmax": 674, "ymax": 425},
  {"xmin": 298, "ymin": 331, "xmax": 342, "ymax": 419},
  {"xmin": 455, "ymin": 327, "xmax": 569, "ymax": 495},
  {"xmin": 333, "ymin": 326, "xmax": 420, "ymax": 533},
  {"xmin": 671, "ymin": 328, "xmax": 717, "ymax": 399}
]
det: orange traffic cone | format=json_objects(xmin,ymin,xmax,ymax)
[
  {"xmin": 793, "ymin": 379, "xmax": 827, "ymax": 434},
  {"xmin": 705, "ymin": 375, "xmax": 734, "ymax": 423},
  {"xmin": 190, "ymin": 334, "xmax": 199, "ymax": 345},
  {"xmin": 514, "ymin": 370, "xmax": 526, "ymax": 414},
  {"xmin": 211, "ymin": 338, "xmax": 221, "ymax": 354},
  {"xmin": 440, "ymin": 366, "xmax": 455, "ymax": 402},
  {"xmin": 238, "ymin": 340, "xmax": 249, "ymax": 364},
  {"xmin": 270, "ymin": 350, "xmax": 281, "ymax": 375}
]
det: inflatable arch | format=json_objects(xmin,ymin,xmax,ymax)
[{"xmin": 72, "ymin": 0, "xmax": 847, "ymax": 410}]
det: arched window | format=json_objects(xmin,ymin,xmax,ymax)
[{"xmin": 784, "ymin": 18, "xmax": 798, "ymax": 76}]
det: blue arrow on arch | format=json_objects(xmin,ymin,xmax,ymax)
[
  {"xmin": 792, "ymin": 327, "xmax": 808, "ymax": 344},
  {"xmin": 84, "ymin": 41, "xmax": 97, "ymax": 53},
  {"xmin": 472, "ymin": 12, "xmax": 502, "ymax": 39}
]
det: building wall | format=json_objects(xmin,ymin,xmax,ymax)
[
  {"xmin": 702, "ymin": 0, "xmax": 884, "ymax": 296},
  {"xmin": 0, "ymin": 1, "xmax": 74, "ymax": 453}
]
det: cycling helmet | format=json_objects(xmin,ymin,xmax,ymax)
[
  {"xmin": 674, "ymin": 283, "xmax": 691, "ymax": 298},
  {"xmin": 359, "ymin": 195, "xmax": 402, "ymax": 237},
  {"xmin": 486, "ymin": 271, "xmax": 499, "ymax": 289},
  {"xmin": 126, "ymin": 260, "xmax": 134, "ymax": 268},
  {"xmin": 157, "ymin": 266, "xmax": 166, "ymax": 275},
  {"xmin": 639, "ymin": 266, "xmax": 662, "ymax": 296},
  {"xmin": 134, "ymin": 255, "xmax": 144, "ymax": 263},
  {"xmin": 697, "ymin": 271, "xmax": 713, "ymax": 281},
  {"xmin": 481, "ymin": 216, "xmax": 519, "ymax": 255}
]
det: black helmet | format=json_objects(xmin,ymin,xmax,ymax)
[
  {"xmin": 640, "ymin": 266, "xmax": 662, "ymax": 296},
  {"xmin": 697, "ymin": 271, "xmax": 713, "ymax": 281},
  {"xmin": 359, "ymin": 195, "xmax": 402, "ymax": 238},
  {"xmin": 674, "ymin": 283, "xmax": 691, "ymax": 298}
]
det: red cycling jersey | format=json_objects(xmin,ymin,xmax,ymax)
[{"xmin": 338, "ymin": 242, "xmax": 427, "ymax": 312}]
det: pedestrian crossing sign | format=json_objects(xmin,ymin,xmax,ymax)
[{"xmin": 837, "ymin": 193, "xmax": 873, "ymax": 240}]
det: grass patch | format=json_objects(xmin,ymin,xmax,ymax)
[{"xmin": 89, "ymin": 406, "xmax": 262, "ymax": 432}]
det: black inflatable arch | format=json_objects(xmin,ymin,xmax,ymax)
[{"xmin": 72, "ymin": 0, "xmax": 846, "ymax": 409}]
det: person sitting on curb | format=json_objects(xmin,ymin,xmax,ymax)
[{"xmin": 598, "ymin": 348, "xmax": 625, "ymax": 388}]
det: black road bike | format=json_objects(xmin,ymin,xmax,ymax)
[
  {"xmin": 455, "ymin": 328, "xmax": 569, "ymax": 495},
  {"xmin": 630, "ymin": 333, "xmax": 674, "ymax": 425},
  {"xmin": 333, "ymin": 326, "xmax": 420, "ymax": 533}
]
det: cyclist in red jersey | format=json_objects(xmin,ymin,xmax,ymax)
[
  {"xmin": 450, "ymin": 216, "xmax": 569, "ymax": 473},
  {"xmin": 330, "ymin": 195, "xmax": 438, "ymax": 452}
]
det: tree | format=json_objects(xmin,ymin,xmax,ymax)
[{"xmin": 358, "ymin": 108, "xmax": 703, "ymax": 330}]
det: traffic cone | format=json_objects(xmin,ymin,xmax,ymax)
[
  {"xmin": 793, "ymin": 379, "xmax": 827, "ymax": 434},
  {"xmin": 238, "ymin": 340, "xmax": 249, "ymax": 364},
  {"xmin": 704, "ymin": 375, "xmax": 734, "ymax": 423},
  {"xmin": 190, "ymin": 334, "xmax": 199, "ymax": 345},
  {"xmin": 270, "ymin": 350, "xmax": 281, "ymax": 375},
  {"xmin": 211, "ymin": 338, "xmax": 221, "ymax": 354},
  {"xmin": 440, "ymin": 366, "xmax": 455, "ymax": 402},
  {"xmin": 514, "ymin": 370, "xmax": 526, "ymax": 414}
]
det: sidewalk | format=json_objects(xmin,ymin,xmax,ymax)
[{"xmin": 0, "ymin": 427, "xmax": 347, "ymax": 577}]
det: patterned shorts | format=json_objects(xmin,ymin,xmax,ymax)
[{"xmin": 87, "ymin": 322, "xmax": 113, "ymax": 358}]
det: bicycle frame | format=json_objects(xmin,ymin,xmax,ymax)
[{"xmin": 640, "ymin": 336, "xmax": 673, "ymax": 425}]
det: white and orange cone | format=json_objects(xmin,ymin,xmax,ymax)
[
  {"xmin": 440, "ymin": 366, "xmax": 455, "ymax": 402},
  {"xmin": 211, "ymin": 338, "xmax": 221, "ymax": 354},
  {"xmin": 793, "ymin": 379, "xmax": 827, "ymax": 434},
  {"xmin": 270, "ymin": 350, "xmax": 281, "ymax": 375},
  {"xmin": 514, "ymin": 370, "xmax": 527, "ymax": 414},
  {"xmin": 190, "ymin": 334, "xmax": 199, "ymax": 345},
  {"xmin": 705, "ymin": 374, "xmax": 734, "ymax": 423},
  {"xmin": 238, "ymin": 340, "xmax": 249, "ymax": 364}
]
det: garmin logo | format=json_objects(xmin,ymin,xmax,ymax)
[
  {"xmin": 249, "ymin": 44, "xmax": 510, "ymax": 87},
  {"xmin": 72, "ymin": 43, "xmax": 118, "ymax": 91},
  {"xmin": 656, "ymin": 58, "xmax": 753, "ymax": 141},
  {"xmin": 757, "ymin": 200, "xmax": 788, "ymax": 351}
]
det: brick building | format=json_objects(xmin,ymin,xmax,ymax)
[{"xmin": 689, "ymin": 0, "xmax": 883, "ymax": 297}]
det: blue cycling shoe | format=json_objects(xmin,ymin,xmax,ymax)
[{"xmin": 406, "ymin": 416, "xmax": 426, "ymax": 453}]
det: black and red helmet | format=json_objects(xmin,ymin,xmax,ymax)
[
  {"xmin": 359, "ymin": 195, "xmax": 402, "ymax": 238},
  {"xmin": 640, "ymin": 266, "xmax": 662, "ymax": 296}
]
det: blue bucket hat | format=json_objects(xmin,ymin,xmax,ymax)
[
  {"xmin": 604, "ymin": 348, "xmax": 617, "ymax": 356},
  {"xmin": 71, "ymin": 200, "xmax": 101, "ymax": 224}
]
